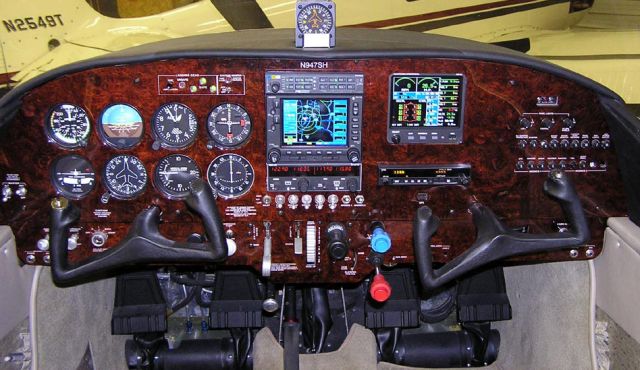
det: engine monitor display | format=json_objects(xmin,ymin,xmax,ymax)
[
  {"xmin": 390, "ymin": 74, "xmax": 464, "ymax": 128},
  {"xmin": 282, "ymin": 98, "xmax": 348, "ymax": 146}
]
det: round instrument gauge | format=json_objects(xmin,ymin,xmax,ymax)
[
  {"xmin": 207, "ymin": 103, "xmax": 252, "ymax": 148},
  {"xmin": 154, "ymin": 154, "xmax": 201, "ymax": 199},
  {"xmin": 46, "ymin": 104, "xmax": 91, "ymax": 148},
  {"xmin": 207, "ymin": 154, "xmax": 254, "ymax": 199},
  {"xmin": 50, "ymin": 154, "xmax": 96, "ymax": 199},
  {"xmin": 297, "ymin": 3, "xmax": 334, "ymax": 34},
  {"xmin": 103, "ymin": 155, "xmax": 148, "ymax": 199},
  {"xmin": 98, "ymin": 104, "xmax": 144, "ymax": 149},
  {"xmin": 152, "ymin": 103, "xmax": 198, "ymax": 149}
]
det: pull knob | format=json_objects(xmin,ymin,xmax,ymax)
[
  {"xmin": 326, "ymin": 222, "xmax": 349, "ymax": 260},
  {"xmin": 370, "ymin": 274, "xmax": 392, "ymax": 303},
  {"xmin": 370, "ymin": 224, "xmax": 391, "ymax": 253}
]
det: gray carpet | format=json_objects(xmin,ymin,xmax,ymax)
[
  {"xmin": 253, "ymin": 261, "xmax": 594, "ymax": 370},
  {"xmin": 596, "ymin": 307, "xmax": 640, "ymax": 370},
  {"xmin": 34, "ymin": 269, "xmax": 127, "ymax": 370},
  {"xmin": 253, "ymin": 323, "xmax": 379, "ymax": 370},
  {"xmin": 32, "ymin": 261, "xmax": 593, "ymax": 369}
]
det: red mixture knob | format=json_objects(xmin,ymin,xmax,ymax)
[{"xmin": 370, "ymin": 274, "xmax": 392, "ymax": 302}]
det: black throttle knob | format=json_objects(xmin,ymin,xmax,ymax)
[{"xmin": 326, "ymin": 222, "xmax": 349, "ymax": 260}]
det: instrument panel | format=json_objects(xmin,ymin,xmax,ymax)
[{"xmin": 0, "ymin": 56, "xmax": 627, "ymax": 283}]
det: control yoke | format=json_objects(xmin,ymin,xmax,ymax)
[
  {"xmin": 414, "ymin": 170, "xmax": 590, "ymax": 291},
  {"xmin": 49, "ymin": 178, "xmax": 228, "ymax": 286}
]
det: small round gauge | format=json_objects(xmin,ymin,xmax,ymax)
[
  {"xmin": 50, "ymin": 154, "xmax": 96, "ymax": 199},
  {"xmin": 103, "ymin": 155, "xmax": 148, "ymax": 199},
  {"xmin": 207, "ymin": 154, "xmax": 254, "ymax": 199},
  {"xmin": 154, "ymin": 154, "xmax": 201, "ymax": 199},
  {"xmin": 152, "ymin": 103, "xmax": 198, "ymax": 149},
  {"xmin": 297, "ymin": 3, "xmax": 334, "ymax": 34},
  {"xmin": 46, "ymin": 104, "xmax": 91, "ymax": 148},
  {"xmin": 207, "ymin": 103, "xmax": 252, "ymax": 148},
  {"xmin": 99, "ymin": 104, "xmax": 144, "ymax": 149}
]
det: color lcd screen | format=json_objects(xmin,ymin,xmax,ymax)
[
  {"xmin": 282, "ymin": 98, "xmax": 348, "ymax": 146},
  {"xmin": 389, "ymin": 75, "xmax": 464, "ymax": 128}
]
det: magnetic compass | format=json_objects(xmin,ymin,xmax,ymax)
[{"xmin": 295, "ymin": 0, "xmax": 336, "ymax": 47}]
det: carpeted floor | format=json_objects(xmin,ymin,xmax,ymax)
[
  {"xmin": 33, "ymin": 271, "xmax": 127, "ymax": 370},
  {"xmin": 31, "ymin": 260, "xmax": 594, "ymax": 370},
  {"xmin": 253, "ymin": 261, "xmax": 594, "ymax": 370}
]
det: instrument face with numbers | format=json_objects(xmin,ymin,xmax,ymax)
[
  {"xmin": 0, "ymin": 30, "xmax": 628, "ymax": 283},
  {"xmin": 207, "ymin": 103, "xmax": 252, "ymax": 148},
  {"xmin": 154, "ymin": 154, "xmax": 201, "ymax": 200},
  {"xmin": 295, "ymin": 0, "xmax": 336, "ymax": 47}
]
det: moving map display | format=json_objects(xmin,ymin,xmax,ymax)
[
  {"xmin": 389, "ymin": 74, "xmax": 464, "ymax": 128},
  {"xmin": 282, "ymin": 98, "xmax": 348, "ymax": 146}
]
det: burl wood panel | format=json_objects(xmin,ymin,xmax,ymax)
[{"xmin": 0, "ymin": 57, "xmax": 626, "ymax": 284}]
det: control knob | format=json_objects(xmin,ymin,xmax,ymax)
[
  {"xmin": 347, "ymin": 148, "xmax": 361, "ymax": 163},
  {"xmin": 326, "ymin": 222, "xmax": 349, "ymax": 260},
  {"xmin": 540, "ymin": 118, "xmax": 554, "ymax": 129},
  {"xmin": 391, "ymin": 134, "xmax": 401, "ymax": 144},
  {"xmin": 370, "ymin": 273, "xmax": 392, "ymax": 303},
  {"xmin": 518, "ymin": 117, "xmax": 533, "ymax": 129},
  {"xmin": 270, "ymin": 82, "xmax": 280, "ymax": 93},
  {"xmin": 347, "ymin": 178, "xmax": 358, "ymax": 192},
  {"xmin": 268, "ymin": 149, "xmax": 281, "ymax": 164},
  {"xmin": 298, "ymin": 178, "xmax": 310, "ymax": 192},
  {"xmin": 90, "ymin": 231, "xmax": 108, "ymax": 248},
  {"xmin": 562, "ymin": 117, "xmax": 576, "ymax": 129},
  {"xmin": 37, "ymin": 237, "xmax": 49, "ymax": 251},
  {"xmin": 314, "ymin": 194, "xmax": 325, "ymax": 209},
  {"xmin": 570, "ymin": 139, "xmax": 580, "ymax": 149}
]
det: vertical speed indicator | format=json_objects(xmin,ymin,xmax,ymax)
[{"xmin": 154, "ymin": 154, "xmax": 201, "ymax": 199}]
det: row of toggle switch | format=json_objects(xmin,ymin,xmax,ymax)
[
  {"xmin": 516, "ymin": 159, "xmax": 607, "ymax": 172},
  {"xmin": 2, "ymin": 184, "xmax": 27, "ymax": 202},
  {"xmin": 265, "ymin": 193, "xmax": 365, "ymax": 210},
  {"xmin": 518, "ymin": 138, "xmax": 610, "ymax": 150}
]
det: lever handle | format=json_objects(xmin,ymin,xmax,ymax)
[
  {"xmin": 414, "ymin": 170, "xmax": 590, "ymax": 291},
  {"xmin": 50, "ymin": 178, "xmax": 228, "ymax": 286}
]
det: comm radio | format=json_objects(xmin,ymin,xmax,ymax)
[{"xmin": 265, "ymin": 71, "xmax": 363, "ymax": 192}]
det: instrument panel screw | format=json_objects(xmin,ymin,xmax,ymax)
[
  {"xmin": 50, "ymin": 197, "xmax": 68, "ymax": 210},
  {"xmin": 550, "ymin": 170, "xmax": 564, "ymax": 179},
  {"xmin": 585, "ymin": 248, "xmax": 595, "ymax": 258},
  {"xmin": 569, "ymin": 249, "xmax": 579, "ymax": 258}
]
